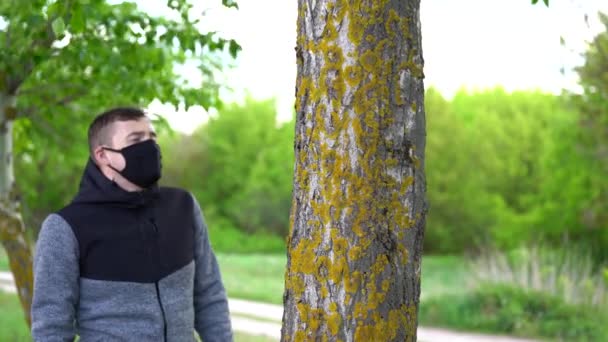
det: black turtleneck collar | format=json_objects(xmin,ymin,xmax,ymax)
[{"xmin": 71, "ymin": 158, "xmax": 160, "ymax": 208}]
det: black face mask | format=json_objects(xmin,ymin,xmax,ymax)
[{"xmin": 103, "ymin": 139, "xmax": 162, "ymax": 188}]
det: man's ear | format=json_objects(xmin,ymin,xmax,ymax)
[{"xmin": 92, "ymin": 146, "xmax": 110, "ymax": 166}]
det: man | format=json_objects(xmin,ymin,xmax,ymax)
[{"xmin": 31, "ymin": 107, "xmax": 233, "ymax": 341}]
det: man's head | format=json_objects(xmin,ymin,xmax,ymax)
[{"xmin": 88, "ymin": 107, "xmax": 160, "ymax": 191}]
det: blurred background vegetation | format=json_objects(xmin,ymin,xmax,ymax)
[
  {"xmin": 11, "ymin": 85, "xmax": 608, "ymax": 340},
  {"xmin": 18, "ymin": 85, "xmax": 608, "ymax": 261},
  {"xmin": 1, "ymin": 1, "xmax": 607, "ymax": 341}
]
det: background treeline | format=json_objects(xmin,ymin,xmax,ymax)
[{"xmin": 16, "ymin": 88, "xmax": 607, "ymax": 263}]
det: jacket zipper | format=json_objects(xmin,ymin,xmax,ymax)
[
  {"xmin": 155, "ymin": 282, "xmax": 168, "ymax": 341},
  {"xmin": 146, "ymin": 214, "xmax": 167, "ymax": 341}
]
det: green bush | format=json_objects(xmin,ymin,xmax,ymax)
[
  {"xmin": 419, "ymin": 283, "xmax": 608, "ymax": 341},
  {"xmin": 207, "ymin": 216, "xmax": 286, "ymax": 254},
  {"xmin": 469, "ymin": 245, "xmax": 607, "ymax": 308},
  {"xmin": 569, "ymin": 13, "xmax": 608, "ymax": 258},
  {"xmin": 160, "ymin": 97, "xmax": 295, "ymax": 239},
  {"xmin": 425, "ymin": 87, "xmax": 604, "ymax": 261}
]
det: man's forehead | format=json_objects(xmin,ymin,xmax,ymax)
[
  {"xmin": 104, "ymin": 117, "xmax": 155, "ymax": 143},
  {"xmin": 112, "ymin": 117, "xmax": 155, "ymax": 133}
]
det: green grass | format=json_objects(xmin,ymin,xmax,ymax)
[
  {"xmin": 0, "ymin": 292, "xmax": 30, "ymax": 341},
  {"xmin": 470, "ymin": 245, "xmax": 607, "ymax": 307},
  {"xmin": 217, "ymin": 253, "xmax": 286, "ymax": 305},
  {"xmin": 419, "ymin": 255, "xmax": 470, "ymax": 299},
  {"xmin": 208, "ymin": 220, "xmax": 286, "ymax": 254},
  {"xmin": 420, "ymin": 283, "xmax": 608, "ymax": 341},
  {"xmin": 0, "ymin": 248, "xmax": 8, "ymax": 272},
  {"xmin": 419, "ymin": 246, "xmax": 608, "ymax": 341},
  {"xmin": 216, "ymin": 253, "xmax": 470, "ymax": 305}
]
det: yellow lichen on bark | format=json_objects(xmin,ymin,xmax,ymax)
[
  {"xmin": 0, "ymin": 206, "xmax": 34, "ymax": 328},
  {"xmin": 283, "ymin": 0, "xmax": 424, "ymax": 340}
]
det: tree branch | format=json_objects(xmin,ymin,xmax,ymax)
[
  {"xmin": 2, "ymin": 0, "xmax": 16, "ymax": 52},
  {"xmin": 54, "ymin": 89, "xmax": 88, "ymax": 107},
  {"xmin": 0, "ymin": 201, "xmax": 22, "ymax": 242},
  {"xmin": 16, "ymin": 85, "xmax": 88, "ymax": 148},
  {"xmin": 5, "ymin": 23, "xmax": 12, "ymax": 53},
  {"xmin": 16, "ymin": 82, "xmax": 85, "ymax": 97},
  {"xmin": 16, "ymin": 108, "xmax": 70, "ymax": 149},
  {"xmin": 6, "ymin": 0, "xmax": 74, "ymax": 95},
  {"xmin": 17, "ymin": 85, "xmax": 89, "ymax": 117}
]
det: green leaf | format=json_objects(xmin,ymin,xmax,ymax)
[
  {"xmin": 70, "ymin": 6, "xmax": 86, "ymax": 33},
  {"xmin": 222, "ymin": 0, "xmax": 238, "ymax": 9},
  {"xmin": 51, "ymin": 17, "xmax": 66, "ymax": 36},
  {"xmin": 229, "ymin": 39, "xmax": 241, "ymax": 58},
  {"xmin": 531, "ymin": 0, "xmax": 549, "ymax": 6},
  {"xmin": 26, "ymin": 14, "xmax": 46, "ymax": 27},
  {"xmin": 46, "ymin": 2, "xmax": 62, "ymax": 18}
]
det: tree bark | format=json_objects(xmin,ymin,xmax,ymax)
[
  {"xmin": 281, "ymin": 0, "xmax": 427, "ymax": 340},
  {"xmin": 0, "ymin": 92, "xmax": 34, "ymax": 328}
]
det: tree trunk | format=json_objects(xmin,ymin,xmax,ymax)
[
  {"xmin": 0, "ymin": 93, "xmax": 34, "ymax": 328},
  {"xmin": 281, "ymin": 0, "xmax": 427, "ymax": 340}
]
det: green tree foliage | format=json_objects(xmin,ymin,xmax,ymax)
[
  {"xmin": 424, "ymin": 88, "xmax": 497, "ymax": 253},
  {"xmin": 2, "ymin": 0, "xmax": 240, "ymax": 234},
  {"xmin": 425, "ymin": 87, "xmax": 601, "ymax": 257},
  {"xmin": 157, "ymin": 89, "xmax": 604, "ymax": 261},
  {"xmin": 453, "ymin": 89, "xmax": 571, "ymax": 247},
  {"xmin": 0, "ymin": 0, "xmax": 239, "ymax": 322},
  {"xmin": 531, "ymin": 0, "xmax": 549, "ymax": 6},
  {"xmin": 569, "ymin": 12, "xmax": 608, "ymax": 255},
  {"xmin": 19, "ymin": 85, "xmax": 603, "ymax": 260},
  {"xmin": 12, "ymin": 117, "xmax": 87, "ymax": 235},
  {"xmin": 155, "ymin": 87, "xmax": 605, "ymax": 261},
  {"xmin": 161, "ymin": 97, "xmax": 295, "ymax": 237}
]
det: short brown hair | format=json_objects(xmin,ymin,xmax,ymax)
[{"xmin": 88, "ymin": 107, "xmax": 146, "ymax": 155}]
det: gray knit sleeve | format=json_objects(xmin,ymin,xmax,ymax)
[
  {"xmin": 31, "ymin": 214, "xmax": 79, "ymax": 342},
  {"xmin": 191, "ymin": 194, "xmax": 233, "ymax": 342}
]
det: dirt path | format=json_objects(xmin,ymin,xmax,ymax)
[
  {"xmin": 228, "ymin": 298, "xmax": 540, "ymax": 342},
  {"xmin": 0, "ymin": 271, "xmax": 539, "ymax": 341}
]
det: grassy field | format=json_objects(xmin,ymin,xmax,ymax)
[
  {"xmin": 217, "ymin": 253, "xmax": 469, "ymax": 304},
  {"xmin": 216, "ymin": 253, "xmax": 286, "ymax": 304},
  {"xmin": 419, "ymin": 255, "xmax": 470, "ymax": 298},
  {"xmin": 0, "ymin": 292, "xmax": 29, "ymax": 341},
  {"xmin": 0, "ymin": 248, "xmax": 8, "ymax": 272}
]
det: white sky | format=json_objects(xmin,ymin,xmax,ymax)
[{"xmin": 137, "ymin": 0, "xmax": 608, "ymax": 134}]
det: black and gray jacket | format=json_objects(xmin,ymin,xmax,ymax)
[{"xmin": 31, "ymin": 159, "xmax": 233, "ymax": 341}]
